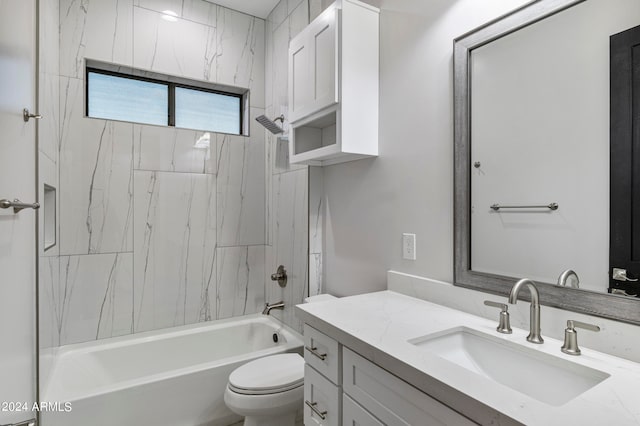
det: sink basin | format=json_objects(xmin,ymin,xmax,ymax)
[{"xmin": 408, "ymin": 327, "xmax": 610, "ymax": 406}]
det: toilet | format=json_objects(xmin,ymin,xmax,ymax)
[
  {"xmin": 224, "ymin": 294, "xmax": 336, "ymax": 426},
  {"xmin": 224, "ymin": 353, "xmax": 305, "ymax": 426}
]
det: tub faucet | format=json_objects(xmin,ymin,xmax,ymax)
[
  {"xmin": 557, "ymin": 269, "xmax": 580, "ymax": 288},
  {"xmin": 262, "ymin": 301, "xmax": 285, "ymax": 315},
  {"xmin": 508, "ymin": 279, "xmax": 544, "ymax": 344}
]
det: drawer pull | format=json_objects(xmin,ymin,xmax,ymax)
[
  {"xmin": 305, "ymin": 400, "xmax": 327, "ymax": 420},
  {"xmin": 305, "ymin": 345, "xmax": 327, "ymax": 361}
]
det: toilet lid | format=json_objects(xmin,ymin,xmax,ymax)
[{"xmin": 228, "ymin": 353, "xmax": 304, "ymax": 395}]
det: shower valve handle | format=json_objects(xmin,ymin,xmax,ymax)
[{"xmin": 270, "ymin": 265, "xmax": 287, "ymax": 288}]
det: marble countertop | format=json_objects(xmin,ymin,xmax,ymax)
[{"xmin": 295, "ymin": 291, "xmax": 640, "ymax": 426}]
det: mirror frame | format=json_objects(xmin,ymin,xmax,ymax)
[{"xmin": 453, "ymin": 0, "xmax": 640, "ymax": 325}]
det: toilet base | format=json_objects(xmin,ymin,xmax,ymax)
[{"xmin": 243, "ymin": 412, "xmax": 295, "ymax": 426}]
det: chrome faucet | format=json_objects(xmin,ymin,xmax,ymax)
[
  {"xmin": 262, "ymin": 301, "xmax": 285, "ymax": 315},
  {"xmin": 508, "ymin": 279, "xmax": 544, "ymax": 344},
  {"xmin": 557, "ymin": 269, "xmax": 580, "ymax": 288}
]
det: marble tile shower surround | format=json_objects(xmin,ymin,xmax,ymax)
[
  {"xmin": 40, "ymin": 0, "xmax": 273, "ymax": 347},
  {"xmin": 309, "ymin": 166, "xmax": 323, "ymax": 297},
  {"xmin": 133, "ymin": 171, "xmax": 217, "ymax": 332},
  {"xmin": 59, "ymin": 0, "xmax": 265, "ymax": 108},
  {"xmin": 266, "ymin": 169, "xmax": 309, "ymax": 332},
  {"xmin": 263, "ymin": 0, "xmax": 327, "ymax": 332},
  {"xmin": 60, "ymin": 76, "xmax": 134, "ymax": 256}
]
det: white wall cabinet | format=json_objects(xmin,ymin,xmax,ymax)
[
  {"xmin": 302, "ymin": 326, "xmax": 477, "ymax": 426},
  {"xmin": 288, "ymin": 0, "xmax": 379, "ymax": 166},
  {"xmin": 289, "ymin": 7, "xmax": 338, "ymax": 124}
]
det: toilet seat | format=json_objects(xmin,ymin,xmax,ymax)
[{"xmin": 228, "ymin": 353, "xmax": 304, "ymax": 396}]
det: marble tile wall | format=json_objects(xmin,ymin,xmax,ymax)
[
  {"xmin": 40, "ymin": 0, "xmax": 268, "ymax": 348},
  {"xmin": 133, "ymin": 170, "xmax": 217, "ymax": 332},
  {"xmin": 38, "ymin": 0, "xmax": 61, "ymax": 360},
  {"xmin": 59, "ymin": 76, "xmax": 134, "ymax": 256},
  {"xmin": 264, "ymin": 0, "xmax": 325, "ymax": 332},
  {"xmin": 309, "ymin": 166, "xmax": 324, "ymax": 297},
  {"xmin": 266, "ymin": 170, "xmax": 309, "ymax": 331}
]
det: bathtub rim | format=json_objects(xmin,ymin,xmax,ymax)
[{"xmin": 42, "ymin": 314, "xmax": 303, "ymax": 402}]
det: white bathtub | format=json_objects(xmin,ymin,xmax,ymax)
[{"xmin": 41, "ymin": 314, "xmax": 303, "ymax": 426}]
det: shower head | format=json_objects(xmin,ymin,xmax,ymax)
[{"xmin": 255, "ymin": 114, "xmax": 285, "ymax": 134}]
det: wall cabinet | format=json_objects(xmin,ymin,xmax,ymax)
[
  {"xmin": 289, "ymin": 7, "xmax": 338, "ymax": 124},
  {"xmin": 288, "ymin": 0, "xmax": 379, "ymax": 166},
  {"xmin": 302, "ymin": 325, "xmax": 477, "ymax": 426}
]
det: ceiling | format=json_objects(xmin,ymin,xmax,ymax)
[{"xmin": 204, "ymin": 0, "xmax": 281, "ymax": 19}]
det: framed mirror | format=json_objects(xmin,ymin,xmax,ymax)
[{"xmin": 453, "ymin": 0, "xmax": 640, "ymax": 324}]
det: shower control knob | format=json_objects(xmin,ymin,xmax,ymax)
[{"xmin": 271, "ymin": 265, "xmax": 288, "ymax": 288}]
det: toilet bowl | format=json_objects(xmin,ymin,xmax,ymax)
[
  {"xmin": 224, "ymin": 353, "xmax": 305, "ymax": 426},
  {"xmin": 225, "ymin": 294, "xmax": 337, "ymax": 426}
]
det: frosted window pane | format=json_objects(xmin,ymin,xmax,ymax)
[
  {"xmin": 88, "ymin": 72, "xmax": 168, "ymax": 126},
  {"xmin": 175, "ymin": 87, "xmax": 241, "ymax": 134}
]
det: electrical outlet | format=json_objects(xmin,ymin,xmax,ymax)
[{"xmin": 402, "ymin": 233, "xmax": 416, "ymax": 260}]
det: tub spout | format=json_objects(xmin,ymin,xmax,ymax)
[{"xmin": 262, "ymin": 301, "xmax": 284, "ymax": 315}]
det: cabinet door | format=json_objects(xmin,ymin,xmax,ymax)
[
  {"xmin": 289, "ymin": 6, "xmax": 338, "ymax": 123},
  {"xmin": 309, "ymin": 6, "xmax": 338, "ymax": 114},
  {"xmin": 289, "ymin": 29, "xmax": 312, "ymax": 122},
  {"xmin": 343, "ymin": 349, "xmax": 477, "ymax": 426},
  {"xmin": 343, "ymin": 394, "xmax": 384, "ymax": 426},
  {"xmin": 304, "ymin": 324, "xmax": 341, "ymax": 385},
  {"xmin": 304, "ymin": 364, "xmax": 341, "ymax": 426}
]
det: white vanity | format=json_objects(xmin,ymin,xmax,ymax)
[{"xmin": 295, "ymin": 291, "xmax": 640, "ymax": 425}]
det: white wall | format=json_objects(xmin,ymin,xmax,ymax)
[
  {"xmin": 471, "ymin": 0, "xmax": 640, "ymax": 292},
  {"xmin": 321, "ymin": 0, "xmax": 533, "ymax": 296}
]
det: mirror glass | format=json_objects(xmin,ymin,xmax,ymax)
[{"xmin": 469, "ymin": 0, "xmax": 639, "ymax": 294}]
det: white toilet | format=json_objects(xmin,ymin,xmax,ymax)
[
  {"xmin": 224, "ymin": 294, "xmax": 336, "ymax": 426},
  {"xmin": 224, "ymin": 353, "xmax": 304, "ymax": 426}
]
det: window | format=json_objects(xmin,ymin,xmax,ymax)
[
  {"xmin": 88, "ymin": 71, "xmax": 168, "ymax": 126},
  {"xmin": 175, "ymin": 87, "xmax": 241, "ymax": 135},
  {"xmin": 86, "ymin": 65, "xmax": 245, "ymax": 135}
]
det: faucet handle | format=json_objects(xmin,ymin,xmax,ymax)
[
  {"xmin": 569, "ymin": 320, "xmax": 600, "ymax": 333},
  {"xmin": 484, "ymin": 300, "xmax": 512, "ymax": 334},
  {"xmin": 561, "ymin": 320, "xmax": 600, "ymax": 356}
]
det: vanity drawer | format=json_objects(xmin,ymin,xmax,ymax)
[
  {"xmin": 343, "ymin": 394, "xmax": 384, "ymax": 426},
  {"xmin": 342, "ymin": 348, "xmax": 477, "ymax": 426},
  {"xmin": 304, "ymin": 324, "xmax": 340, "ymax": 384},
  {"xmin": 304, "ymin": 364, "xmax": 341, "ymax": 426}
]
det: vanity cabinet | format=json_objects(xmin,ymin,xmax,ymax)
[
  {"xmin": 303, "ymin": 325, "xmax": 342, "ymax": 425},
  {"xmin": 302, "ymin": 326, "xmax": 476, "ymax": 426},
  {"xmin": 288, "ymin": 0, "xmax": 379, "ymax": 166},
  {"xmin": 343, "ymin": 349, "xmax": 476, "ymax": 426}
]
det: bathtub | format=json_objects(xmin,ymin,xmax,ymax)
[{"xmin": 41, "ymin": 314, "xmax": 303, "ymax": 426}]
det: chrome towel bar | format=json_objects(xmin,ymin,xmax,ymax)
[{"xmin": 490, "ymin": 203, "xmax": 558, "ymax": 211}]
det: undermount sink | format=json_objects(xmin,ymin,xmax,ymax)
[{"xmin": 408, "ymin": 327, "xmax": 610, "ymax": 406}]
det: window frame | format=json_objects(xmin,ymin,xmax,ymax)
[{"xmin": 85, "ymin": 65, "xmax": 246, "ymax": 136}]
